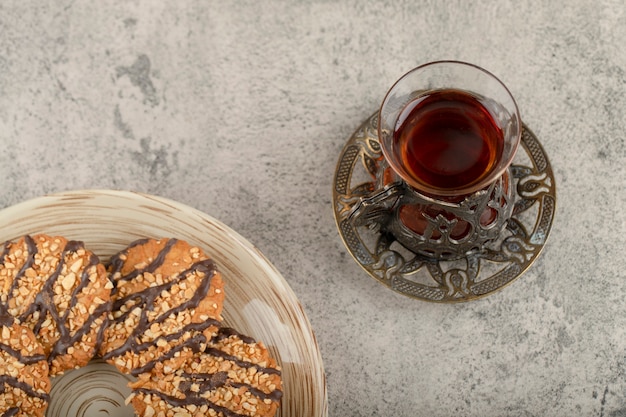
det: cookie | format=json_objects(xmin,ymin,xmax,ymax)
[
  {"xmin": 129, "ymin": 327, "xmax": 283, "ymax": 417},
  {"xmin": 100, "ymin": 238, "xmax": 225, "ymax": 377},
  {"xmin": 0, "ymin": 234, "xmax": 112, "ymax": 376},
  {"xmin": 0, "ymin": 316, "xmax": 51, "ymax": 417}
]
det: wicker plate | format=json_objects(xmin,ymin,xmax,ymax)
[{"xmin": 0, "ymin": 189, "xmax": 327, "ymax": 417}]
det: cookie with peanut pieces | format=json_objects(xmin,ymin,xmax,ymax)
[
  {"xmin": 100, "ymin": 238, "xmax": 225, "ymax": 377},
  {"xmin": 128, "ymin": 326, "xmax": 282, "ymax": 417},
  {"xmin": 0, "ymin": 316, "xmax": 51, "ymax": 417},
  {"xmin": 0, "ymin": 234, "xmax": 112, "ymax": 376}
]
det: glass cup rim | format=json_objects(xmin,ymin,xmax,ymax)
[{"xmin": 377, "ymin": 60, "xmax": 522, "ymax": 197}]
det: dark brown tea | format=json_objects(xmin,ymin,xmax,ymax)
[{"xmin": 393, "ymin": 89, "xmax": 504, "ymax": 191}]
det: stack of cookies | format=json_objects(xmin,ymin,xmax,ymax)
[{"xmin": 0, "ymin": 234, "xmax": 282, "ymax": 417}]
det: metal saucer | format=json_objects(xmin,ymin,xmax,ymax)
[{"xmin": 332, "ymin": 113, "xmax": 556, "ymax": 302}]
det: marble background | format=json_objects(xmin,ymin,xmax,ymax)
[{"xmin": 1, "ymin": 1, "xmax": 625, "ymax": 416}]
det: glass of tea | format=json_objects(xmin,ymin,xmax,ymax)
[
  {"xmin": 374, "ymin": 61, "xmax": 522, "ymax": 259},
  {"xmin": 379, "ymin": 61, "xmax": 521, "ymax": 197}
]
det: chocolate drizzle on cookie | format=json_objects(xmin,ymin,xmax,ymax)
[
  {"xmin": 129, "ymin": 331, "xmax": 208, "ymax": 376},
  {"xmin": 108, "ymin": 238, "xmax": 176, "ymax": 290},
  {"xmin": 24, "ymin": 239, "xmax": 108, "ymax": 362},
  {"xmin": 0, "ymin": 321, "xmax": 51, "ymax": 417},
  {"xmin": 1, "ymin": 406, "xmax": 19, "ymax": 417},
  {"xmin": 131, "ymin": 325, "xmax": 283, "ymax": 415},
  {"xmin": 0, "ymin": 335, "xmax": 49, "ymax": 401},
  {"xmin": 102, "ymin": 238, "xmax": 222, "ymax": 375},
  {"xmin": 208, "ymin": 327, "xmax": 282, "ymax": 379},
  {"xmin": 0, "ymin": 375, "xmax": 49, "ymax": 402},
  {"xmin": 202, "ymin": 345, "xmax": 282, "ymax": 378},
  {"xmin": 5, "ymin": 236, "xmax": 37, "ymax": 308},
  {"xmin": 212, "ymin": 326, "xmax": 256, "ymax": 344},
  {"xmin": 134, "ymin": 387, "xmax": 249, "ymax": 417},
  {"xmin": 0, "ymin": 235, "xmax": 111, "ymax": 369},
  {"xmin": 0, "ymin": 340, "xmax": 46, "ymax": 366}
]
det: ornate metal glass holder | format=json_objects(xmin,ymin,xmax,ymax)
[{"xmin": 332, "ymin": 113, "xmax": 556, "ymax": 302}]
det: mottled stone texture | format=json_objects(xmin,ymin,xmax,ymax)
[{"xmin": 0, "ymin": 1, "xmax": 625, "ymax": 416}]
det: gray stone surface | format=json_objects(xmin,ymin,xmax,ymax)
[{"xmin": 1, "ymin": 1, "xmax": 625, "ymax": 416}]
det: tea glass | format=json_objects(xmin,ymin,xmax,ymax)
[{"xmin": 352, "ymin": 61, "xmax": 521, "ymax": 260}]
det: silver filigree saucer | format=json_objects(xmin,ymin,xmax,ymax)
[{"xmin": 332, "ymin": 113, "xmax": 556, "ymax": 302}]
